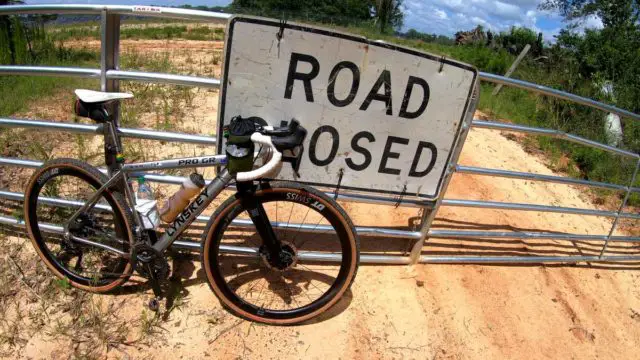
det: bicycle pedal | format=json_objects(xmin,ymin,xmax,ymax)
[{"xmin": 148, "ymin": 296, "xmax": 161, "ymax": 312}]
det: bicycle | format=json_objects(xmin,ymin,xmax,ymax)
[{"xmin": 23, "ymin": 89, "xmax": 359, "ymax": 325}]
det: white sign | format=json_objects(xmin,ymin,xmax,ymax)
[{"xmin": 218, "ymin": 17, "xmax": 478, "ymax": 199}]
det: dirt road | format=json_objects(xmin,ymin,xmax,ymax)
[
  {"xmin": 5, "ymin": 119, "xmax": 637, "ymax": 360},
  {"xmin": 2, "ymin": 39, "xmax": 640, "ymax": 359}
]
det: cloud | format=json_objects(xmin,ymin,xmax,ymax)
[
  {"xmin": 435, "ymin": 9, "xmax": 448, "ymax": 19},
  {"xmin": 543, "ymin": 27, "xmax": 562, "ymax": 42},
  {"xmin": 493, "ymin": 1, "xmax": 522, "ymax": 20},
  {"xmin": 582, "ymin": 14, "xmax": 604, "ymax": 29},
  {"xmin": 402, "ymin": 0, "xmax": 562, "ymax": 43}
]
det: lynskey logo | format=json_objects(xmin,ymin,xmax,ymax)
[
  {"xmin": 37, "ymin": 168, "xmax": 59, "ymax": 185},
  {"xmin": 166, "ymin": 192, "xmax": 210, "ymax": 236}
]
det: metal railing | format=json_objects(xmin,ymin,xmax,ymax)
[{"xmin": 0, "ymin": 4, "xmax": 638, "ymax": 266}]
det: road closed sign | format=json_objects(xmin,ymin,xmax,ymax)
[{"xmin": 218, "ymin": 16, "xmax": 478, "ymax": 199}]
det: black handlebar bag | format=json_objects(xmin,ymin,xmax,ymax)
[{"xmin": 224, "ymin": 116, "xmax": 255, "ymax": 174}]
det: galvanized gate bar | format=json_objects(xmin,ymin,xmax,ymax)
[
  {"xmin": 0, "ymin": 157, "xmax": 429, "ymax": 208},
  {"xmin": 0, "ymin": 65, "xmax": 101, "ymax": 78},
  {"xmin": 455, "ymin": 165, "xmax": 634, "ymax": 192},
  {"xmin": 4, "ymin": 188, "xmax": 639, "ymax": 243},
  {"xmin": 0, "ymin": 118, "xmax": 102, "ymax": 134},
  {"xmin": 0, "ymin": 190, "xmax": 422, "ymax": 239},
  {"xmin": 118, "ymin": 128, "xmax": 217, "ymax": 145},
  {"xmin": 428, "ymin": 229, "xmax": 640, "ymax": 242},
  {"xmin": 479, "ymin": 72, "xmax": 640, "ymax": 122},
  {"xmin": 441, "ymin": 198, "xmax": 626, "ymax": 218},
  {"xmin": 0, "ymin": 66, "xmax": 222, "ymax": 88},
  {"xmin": 420, "ymin": 254, "xmax": 640, "ymax": 264},
  {"xmin": 0, "ymin": 215, "xmax": 412, "ymax": 264},
  {"xmin": 107, "ymin": 70, "xmax": 221, "ymax": 88},
  {"xmin": 0, "ymin": 118, "xmax": 217, "ymax": 145},
  {"xmin": 3, "ymin": 118, "xmax": 635, "ymax": 194},
  {"xmin": 472, "ymin": 120, "xmax": 640, "ymax": 159},
  {"xmin": 0, "ymin": 4, "xmax": 231, "ymax": 21}
]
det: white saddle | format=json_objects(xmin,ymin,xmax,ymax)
[{"xmin": 75, "ymin": 89, "xmax": 133, "ymax": 103}]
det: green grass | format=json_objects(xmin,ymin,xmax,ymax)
[
  {"xmin": 0, "ymin": 76, "xmax": 84, "ymax": 117},
  {"xmin": 0, "ymin": 45, "xmax": 99, "ymax": 117},
  {"xmin": 48, "ymin": 24, "xmax": 225, "ymax": 42}
]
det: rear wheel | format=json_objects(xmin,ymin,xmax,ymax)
[
  {"xmin": 24, "ymin": 158, "xmax": 134, "ymax": 293},
  {"xmin": 201, "ymin": 181, "xmax": 359, "ymax": 325}
]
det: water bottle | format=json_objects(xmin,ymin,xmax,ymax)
[
  {"xmin": 135, "ymin": 177, "xmax": 160, "ymax": 230},
  {"xmin": 137, "ymin": 177, "xmax": 154, "ymax": 200},
  {"xmin": 159, "ymin": 173, "xmax": 205, "ymax": 223}
]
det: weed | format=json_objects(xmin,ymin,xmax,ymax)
[
  {"xmin": 139, "ymin": 309, "xmax": 163, "ymax": 340},
  {"xmin": 213, "ymin": 52, "xmax": 221, "ymax": 65},
  {"xmin": 11, "ymin": 208, "xmax": 24, "ymax": 222},
  {"xmin": 74, "ymin": 134, "xmax": 93, "ymax": 162},
  {"xmin": 53, "ymin": 277, "xmax": 71, "ymax": 290}
]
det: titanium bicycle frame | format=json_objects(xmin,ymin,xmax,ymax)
[{"xmin": 64, "ymin": 119, "xmax": 236, "ymax": 258}]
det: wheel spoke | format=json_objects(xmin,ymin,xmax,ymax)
[
  {"xmin": 29, "ymin": 166, "xmax": 131, "ymax": 290},
  {"xmin": 212, "ymin": 187, "xmax": 355, "ymax": 321}
]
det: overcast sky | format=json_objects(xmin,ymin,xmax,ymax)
[{"xmin": 25, "ymin": 0, "xmax": 605, "ymax": 42}]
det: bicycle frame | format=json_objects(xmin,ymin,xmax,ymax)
[{"xmin": 65, "ymin": 119, "xmax": 236, "ymax": 257}]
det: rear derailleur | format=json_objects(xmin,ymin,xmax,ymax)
[{"xmin": 133, "ymin": 242, "xmax": 170, "ymax": 311}]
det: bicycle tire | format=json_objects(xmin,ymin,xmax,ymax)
[
  {"xmin": 201, "ymin": 181, "xmax": 359, "ymax": 325},
  {"xmin": 24, "ymin": 158, "xmax": 134, "ymax": 293}
]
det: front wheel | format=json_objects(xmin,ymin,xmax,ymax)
[{"xmin": 201, "ymin": 181, "xmax": 359, "ymax": 325}]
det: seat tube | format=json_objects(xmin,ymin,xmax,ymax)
[{"xmin": 103, "ymin": 120, "xmax": 122, "ymax": 177}]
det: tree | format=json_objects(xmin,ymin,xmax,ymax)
[
  {"xmin": 542, "ymin": 0, "xmax": 640, "ymax": 155},
  {"xmin": 0, "ymin": 0, "xmax": 24, "ymax": 64},
  {"xmin": 371, "ymin": 0, "xmax": 404, "ymax": 33},
  {"xmin": 497, "ymin": 26, "xmax": 537, "ymax": 54},
  {"xmin": 230, "ymin": 0, "xmax": 373, "ymax": 24},
  {"xmin": 540, "ymin": 0, "xmax": 640, "ymax": 28}
]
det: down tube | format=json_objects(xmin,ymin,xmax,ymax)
[{"xmin": 153, "ymin": 169, "xmax": 233, "ymax": 252}]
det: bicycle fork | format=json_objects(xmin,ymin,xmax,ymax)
[{"xmin": 237, "ymin": 182, "xmax": 288, "ymax": 269}]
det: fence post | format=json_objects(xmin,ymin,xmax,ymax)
[
  {"xmin": 100, "ymin": 9, "xmax": 122, "ymax": 176},
  {"xmin": 492, "ymin": 44, "xmax": 531, "ymax": 96},
  {"xmin": 410, "ymin": 83, "xmax": 480, "ymax": 264},
  {"xmin": 599, "ymin": 158, "xmax": 640, "ymax": 258}
]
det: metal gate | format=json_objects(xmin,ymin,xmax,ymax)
[{"xmin": 0, "ymin": 4, "xmax": 638, "ymax": 265}]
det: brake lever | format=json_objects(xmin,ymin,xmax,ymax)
[{"xmin": 282, "ymin": 145, "xmax": 303, "ymax": 178}]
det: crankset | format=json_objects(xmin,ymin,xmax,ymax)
[
  {"xmin": 134, "ymin": 243, "xmax": 170, "ymax": 311},
  {"xmin": 134, "ymin": 243, "xmax": 170, "ymax": 281}
]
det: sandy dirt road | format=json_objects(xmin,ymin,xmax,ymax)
[
  {"xmin": 2, "ymin": 39, "xmax": 639, "ymax": 359},
  {"xmin": 6, "ymin": 119, "xmax": 639, "ymax": 360}
]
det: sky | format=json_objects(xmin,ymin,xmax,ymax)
[{"xmin": 25, "ymin": 0, "xmax": 605, "ymax": 42}]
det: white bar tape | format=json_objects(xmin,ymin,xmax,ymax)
[{"xmin": 235, "ymin": 132, "xmax": 282, "ymax": 182}]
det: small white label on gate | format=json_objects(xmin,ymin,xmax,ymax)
[{"xmin": 133, "ymin": 6, "xmax": 162, "ymax": 13}]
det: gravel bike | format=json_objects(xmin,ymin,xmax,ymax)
[{"xmin": 23, "ymin": 89, "xmax": 359, "ymax": 325}]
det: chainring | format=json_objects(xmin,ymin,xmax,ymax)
[{"xmin": 134, "ymin": 243, "xmax": 170, "ymax": 280}]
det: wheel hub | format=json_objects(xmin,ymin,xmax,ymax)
[
  {"xmin": 68, "ymin": 213, "xmax": 97, "ymax": 238},
  {"xmin": 259, "ymin": 241, "xmax": 298, "ymax": 271}
]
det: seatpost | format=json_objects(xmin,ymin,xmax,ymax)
[{"xmin": 103, "ymin": 114, "xmax": 123, "ymax": 176}]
